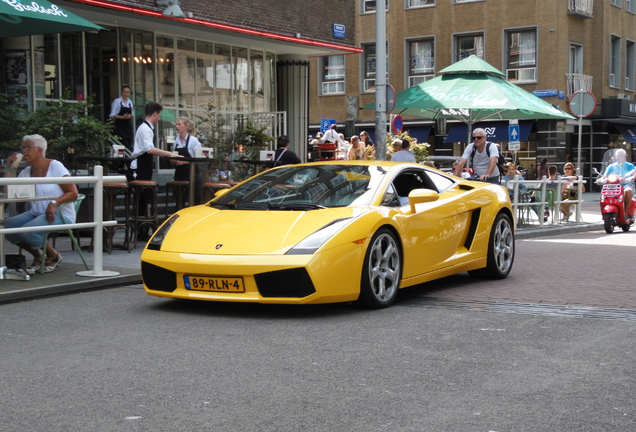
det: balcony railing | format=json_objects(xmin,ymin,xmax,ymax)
[
  {"xmin": 568, "ymin": 0, "xmax": 594, "ymax": 17},
  {"xmin": 566, "ymin": 73, "xmax": 593, "ymax": 98}
]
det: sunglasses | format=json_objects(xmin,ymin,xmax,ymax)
[{"xmin": 472, "ymin": 136, "xmax": 484, "ymax": 140}]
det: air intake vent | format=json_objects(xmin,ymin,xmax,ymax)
[
  {"xmin": 142, "ymin": 261, "xmax": 177, "ymax": 292},
  {"xmin": 255, "ymin": 268, "xmax": 316, "ymax": 298}
]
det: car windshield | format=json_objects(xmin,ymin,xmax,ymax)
[{"xmin": 210, "ymin": 164, "xmax": 387, "ymax": 210}]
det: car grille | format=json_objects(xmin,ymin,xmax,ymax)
[
  {"xmin": 254, "ymin": 268, "xmax": 316, "ymax": 298},
  {"xmin": 142, "ymin": 261, "xmax": 177, "ymax": 292}
]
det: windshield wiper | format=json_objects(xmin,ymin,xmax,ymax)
[{"xmin": 267, "ymin": 203, "xmax": 327, "ymax": 211}]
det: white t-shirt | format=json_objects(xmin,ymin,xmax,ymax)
[
  {"xmin": 173, "ymin": 134, "xmax": 201, "ymax": 157},
  {"xmin": 461, "ymin": 142, "xmax": 500, "ymax": 177},
  {"xmin": 391, "ymin": 150, "xmax": 417, "ymax": 163},
  {"xmin": 18, "ymin": 160, "xmax": 76, "ymax": 223}
]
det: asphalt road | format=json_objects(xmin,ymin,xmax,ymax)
[{"xmin": 1, "ymin": 231, "xmax": 635, "ymax": 432}]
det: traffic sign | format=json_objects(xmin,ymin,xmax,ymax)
[
  {"xmin": 508, "ymin": 124, "xmax": 520, "ymax": 142},
  {"xmin": 568, "ymin": 90, "xmax": 596, "ymax": 118},
  {"xmin": 320, "ymin": 118, "xmax": 336, "ymax": 133},
  {"xmin": 391, "ymin": 114, "xmax": 403, "ymax": 134},
  {"xmin": 387, "ymin": 84, "xmax": 396, "ymax": 113}
]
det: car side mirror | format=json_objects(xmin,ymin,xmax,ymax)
[{"xmin": 408, "ymin": 188, "xmax": 439, "ymax": 213}]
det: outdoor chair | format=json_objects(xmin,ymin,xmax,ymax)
[{"xmin": 39, "ymin": 194, "xmax": 90, "ymax": 274}]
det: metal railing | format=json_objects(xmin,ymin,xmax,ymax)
[
  {"xmin": 568, "ymin": 0, "xmax": 594, "ymax": 17},
  {"xmin": 566, "ymin": 73, "xmax": 594, "ymax": 98},
  {"xmin": 1, "ymin": 166, "xmax": 125, "ymax": 277},
  {"xmin": 507, "ymin": 176, "xmax": 586, "ymax": 227}
]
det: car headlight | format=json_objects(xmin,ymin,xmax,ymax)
[
  {"xmin": 147, "ymin": 214, "xmax": 179, "ymax": 251},
  {"xmin": 286, "ymin": 218, "xmax": 353, "ymax": 255}
]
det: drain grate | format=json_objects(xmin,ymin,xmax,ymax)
[{"xmin": 402, "ymin": 297, "xmax": 636, "ymax": 322}]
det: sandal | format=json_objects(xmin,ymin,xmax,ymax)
[
  {"xmin": 29, "ymin": 250, "xmax": 43, "ymax": 271},
  {"xmin": 44, "ymin": 253, "xmax": 63, "ymax": 273}
]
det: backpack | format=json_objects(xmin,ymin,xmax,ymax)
[{"xmin": 470, "ymin": 141, "xmax": 505, "ymax": 178}]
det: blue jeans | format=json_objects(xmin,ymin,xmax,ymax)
[{"xmin": 4, "ymin": 211, "xmax": 65, "ymax": 250}]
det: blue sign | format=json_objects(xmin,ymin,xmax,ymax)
[
  {"xmin": 532, "ymin": 89, "xmax": 558, "ymax": 98},
  {"xmin": 321, "ymin": 118, "xmax": 336, "ymax": 133},
  {"xmin": 333, "ymin": 24, "xmax": 345, "ymax": 39},
  {"xmin": 391, "ymin": 115, "xmax": 404, "ymax": 134},
  {"xmin": 508, "ymin": 124, "xmax": 520, "ymax": 142},
  {"xmin": 558, "ymin": 91, "xmax": 565, "ymax": 99}
]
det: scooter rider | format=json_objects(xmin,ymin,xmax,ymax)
[
  {"xmin": 601, "ymin": 148, "xmax": 635, "ymax": 222},
  {"xmin": 453, "ymin": 128, "xmax": 500, "ymax": 184}
]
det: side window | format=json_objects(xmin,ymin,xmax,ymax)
[
  {"xmin": 381, "ymin": 183, "xmax": 401, "ymax": 207},
  {"xmin": 426, "ymin": 170, "xmax": 455, "ymax": 193}
]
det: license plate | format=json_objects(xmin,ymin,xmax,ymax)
[{"xmin": 184, "ymin": 275, "xmax": 245, "ymax": 292}]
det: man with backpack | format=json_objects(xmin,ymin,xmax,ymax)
[{"xmin": 453, "ymin": 127, "xmax": 501, "ymax": 184}]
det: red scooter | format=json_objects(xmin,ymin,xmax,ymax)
[{"xmin": 595, "ymin": 168, "xmax": 636, "ymax": 233}]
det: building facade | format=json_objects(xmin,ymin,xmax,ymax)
[
  {"xmin": 0, "ymin": 0, "xmax": 358, "ymax": 172},
  {"xmin": 309, "ymin": 0, "xmax": 636, "ymax": 184}
]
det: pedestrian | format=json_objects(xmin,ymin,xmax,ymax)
[
  {"xmin": 391, "ymin": 138, "xmax": 417, "ymax": 163},
  {"xmin": 130, "ymin": 102, "xmax": 181, "ymax": 181},
  {"xmin": 273, "ymin": 135, "xmax": 301, "ymax": 166},
  {"xmin": 453, "ymin": 128, "xmax": 501, "ymax": 184},
  {"xmin": 320, "ymin": 123, "xmax": 347, "ymax": 148},
  {"xmin": 347, "ymin": 135, "xmax": 366, "ymax": 160}
]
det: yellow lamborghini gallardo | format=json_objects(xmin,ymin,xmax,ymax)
[{"xmin": 142, "ymin": 161, "xmax": 514, "ymax": 308}]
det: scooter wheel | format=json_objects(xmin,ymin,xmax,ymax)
[{"xmin": 604, "ymin": 212, "xmax": 616, "ymax": 234}]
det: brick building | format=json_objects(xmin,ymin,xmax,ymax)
[{"xmin": 309, "ymin": 0, "xmax": 636, "ymax": 183}]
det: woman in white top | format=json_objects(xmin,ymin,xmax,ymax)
[
  {"xmin": 171, "ymin": 117, "xmax": 202, "ymax": 203},
  {"xmin": 3, "ymin": 134, "xmax": 78, "ymax": 272},
  {"xmin": 109, "ymin": 85, "xmax": 134, "ymax": 150}
]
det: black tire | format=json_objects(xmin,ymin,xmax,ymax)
[
  {"xmin": 469, "ymin": 213, "xmax": 515, "ymax": 279},
  {"xmin": 622, "ymin": 224, "xmax": 630, "ymax": 232},
  {"xmin": 604, "ymin": 213, "xmax": 616, "ymax": 234},
  {"xmin": 357, "ymin": 228, "xmax": 401, "ymax": 308}
]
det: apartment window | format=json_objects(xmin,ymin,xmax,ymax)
[
  {"xmin": 408, "ymin": 38, "xmax": 435, "ymax": 87},
  {"xmin": 611, "ymin": 0, "xmax": 622, "ymax": 6},
  {"xmin": 610, "ymin": 35, "xmax": 621, "ymax": 88},
  {"xmin": 454, "ymin": 33, "xmax": 484, "ymax": 61},
  {"xmin": 407, "ymin": 0, "xmax": 434, "ymax": 8},
  {"xmin": 626, "ymin": 40, "xmax": 635, "ymax": 91},
  {"xmin": 506, "ymin": 29, "xmax": 537, "ymax": 83},
  {"xmin": 362, "ymin": 0, "xmax": 389, "ymax": 13},
  {"xmin": 319, "ymin": 55, "xmax": 345, "ymax": 95},
  {"xmin": 569, "ymin": 43, "xmax": 583, "ymax": 75},
  {"xmin": 363, "ymin": 44, "xmax": 377, "ymax": 92},
  {"xmin": 627, "ymin": 0, "xmax": 636, "ymax": 13}
]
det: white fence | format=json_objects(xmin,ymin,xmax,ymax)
[
  {"xmin": 1, "ymin": 166, "xmax": 125, "ymax": 277},
  {"xmin": 507, "ymin": 176, "xmax": 586, "ymax": 227}
]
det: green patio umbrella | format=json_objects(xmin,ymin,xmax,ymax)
[
  {"xmin": 364, "ymin": 55, "xmax": 575, "ymax": 143},
  {"xmin": 0, "ymin": 0, "xmax": 104, "ymax": 38}
]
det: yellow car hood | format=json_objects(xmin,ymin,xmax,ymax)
[{"xmin": 158, "ymin": 206, "xmax": 367, "ymax": 255}]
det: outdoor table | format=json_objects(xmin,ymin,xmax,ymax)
[
  {"xmin": 80, "ymin": 156, "xmax": 133, "ymax": 176},
  {"xmin": 1, "ymin": 193, "xmax": 57, "ymax": 281}
]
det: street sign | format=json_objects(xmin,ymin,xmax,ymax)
[
  {"xmin": 508, "ymin": 142, "xmax": 520, "ymax": 151},
  {"xmin": 387, "ymin": 84, "xmax": 396, "ymax": 113},
  {"xmin": 508, "ymin": 124, "xmax": 520, "ymax": 142},
  {"xmin": 391, "ymin": 114, "xmax": 403, "ymax": 134},
  {"xmin": 568, "ymin": 90, "xmax": 596, "ymax": 118},
  {"xmin": 333, "ymin": 23, "xmax": 345, "ymax": 39},
  {"xmin": 320, "ymin": 118, "xmax": 336, "ymax": 133}
]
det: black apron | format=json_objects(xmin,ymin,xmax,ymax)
[
  {"xmin": 174, "ymin": 135, "xmax": 202, "ymax": 202},
  {"xmin": 133, "ymin": 120, "xmax": 154, "ymax": 181},
  {"xmin": 113, "ymin": 100, "xmax": 133, "ymax": 150}
]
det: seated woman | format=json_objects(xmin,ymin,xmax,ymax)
[
  {"xmin": 560, "ymin": 162, "xmax": 585, "ymax": 221},
  {"xmin": 500, "ymin": 163, "xmax": 527, "ymax": 200},
  {"xmin": 3, "ymin": 134, "xmax": 78, "ymax": 272}
]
